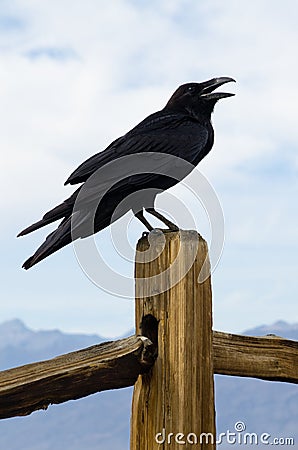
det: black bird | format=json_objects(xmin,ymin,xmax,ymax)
[{"xmin": 18, "ymin": 77, "xmax": 235, "ymax": 269}]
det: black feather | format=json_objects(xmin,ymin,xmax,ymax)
[{"xmin": 18, "ymin": 77, "xmax": 235, "ymax": 268}]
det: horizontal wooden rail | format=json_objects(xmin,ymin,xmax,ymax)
[
  {"xmin": 0, "ymin": 331, "xmax": 297, "ymax": 419},
  {"xmin": 0, "ymin": 335, "xmax": 156, "ymax": 419},
  {"xmin": 213, "ymin": 331, "xmax": 298, "ymax": 383}
]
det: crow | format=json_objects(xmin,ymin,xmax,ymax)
[{"xmin": 18, "ymin": 77, "xmax": 235, "ymax": 269}]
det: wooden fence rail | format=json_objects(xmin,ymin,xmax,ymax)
[
  {"xmin": 213, "ymin": 331, "xmax": 298, "ymax": 383},
  {"xmin": 0, "ymin": 335, "xmax": 156, "ymax": 419},
  {"xmin": 0, "ymin": 330, "xmax": 297, "ymax": 420}
]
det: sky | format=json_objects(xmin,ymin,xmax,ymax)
[{"xmin": 0, "ymin": 0, "xmax": 297, "ymax": 337}]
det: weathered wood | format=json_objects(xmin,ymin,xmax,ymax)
[
  {"xmin": 0, "ymin": 327, "xmax": 297, "ymax": 422},
  {"xmin": 0, "ymin": 331, "xmax": 297, "ymax": 421},
  {"xmin": 131, "ymin": 231, "xmax": 216, "ymax": 450},
  {"xmin": 213, "ymin": 331, "xmax": 298, "ymax": 383},
  {"xmin": 0, "ymin": 335, "xmax": 156, "ymax": 419}
]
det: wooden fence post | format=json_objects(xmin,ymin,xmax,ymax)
[{"xmin": 130, "ymin": 230, "xmax": 215, "ymax": 449}]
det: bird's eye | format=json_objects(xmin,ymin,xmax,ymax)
[{"xmin": 187, "ymin": 86, "xmax": 194, "ymax": 91}]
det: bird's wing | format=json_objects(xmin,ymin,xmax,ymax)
[
  {"xmin": 65, "ymin": 112, "xmax": 208, "ymax": 186},
  {"xmin": 20, "ymin": 115, "xmax": 208, "ymax": 236}
]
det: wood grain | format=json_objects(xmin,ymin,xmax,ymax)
[
  {"xmin": 213, "ymin": 331, "xmax": 298, "ymax": 383},
  {"xmin": 0, "ymin": 335, "xmax": 156, "ymax": 419},
  {"xmin": 130, "ymin": 230, "xmax": 216, "ymax": 450},
  {"xmin": 0, "ymin": 331, "xmax": 297, "ymax": 421}
]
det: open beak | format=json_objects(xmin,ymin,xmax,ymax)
[{"xmin": 200, "ymin": 77, "xmax": 236, "ymax": 99}]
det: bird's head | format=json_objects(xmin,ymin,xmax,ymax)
[{"xmin": 165, "ymin": 77, "xmax": 236, "ymax": 119}]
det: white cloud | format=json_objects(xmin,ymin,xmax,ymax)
[{"xmin": 1, "ymin": 0, "xmax": 298, "ymax": 334}]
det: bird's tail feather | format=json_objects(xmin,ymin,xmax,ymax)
[
  {"xmin": 17, "ymin": 202, "xmax": 73, "ymax": 237},
  {"xmin": 18, "ymin": 217, "xmax": 58, "ymax": 237},
  {"xmin": 22, "ymin": 219, "xmax": 72, "ymax": 270}
]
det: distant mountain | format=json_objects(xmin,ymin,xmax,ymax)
[
  {"xmin": 0, "ymin": 319, "xmax": 104, "ymax": 370},
  {"xmin": 243, "ymin": 320, "xmax": 298, "ymax": 340},
  {"xmin": 0, "ymin": 319, "xmax": 297, "ymax": 450}
]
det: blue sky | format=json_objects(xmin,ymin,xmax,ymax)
[{"xmin": 0, "ymin": 0, "xmax": 297, "ymax": 336}]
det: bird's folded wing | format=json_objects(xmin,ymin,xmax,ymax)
[{"xmin": 64, "ymin": 112, "xmax": 208, "ymax": 186}]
